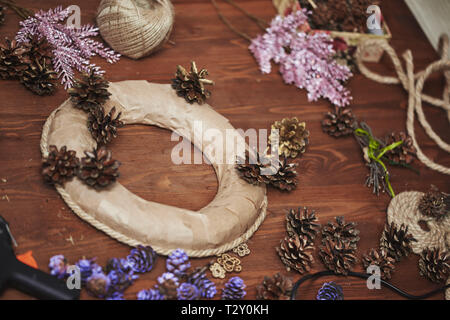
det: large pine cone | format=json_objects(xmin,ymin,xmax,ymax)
[
  {"xmin": 321, "ymin": 216, "xmax": 360, "ymax": 250},
  {"xmin": 78, "ymin": 146, "xmax": 120, "ymax": 189},
  {"xmin": 322, "ymin": 106, "xmax": 357, "ymax": 138},
  {"xmin": 21, "ymin": 36, "xmax": 53, "ymax": 62},
  {"xmin": 383, "ymin": 131, "xmax": 416, "ymax": 165},
  {"xmin": 319, "ymin": 239, "xmax": 357, "ymax": 275},
  {"xmin": 418, "ymin": 188, "xmax": 449, "ymax": 221},
  {"xmin": 68, "ymin": 69, "xmax": 111, "ymax": 112},
  {"xmin": 362, "ymin": 248, "xmax": 396, "ymax": 280},
  {"xmin": 286, "ymin": 207, "xmax": 320, "ymax": 243},
  {"xmin": 88, "ymin": 106, "xmax": 124, "ymax": 145},
  {"xmin": 0, "ymin": 38, "xmax": 30, "ymax": 80},
  {"xmin": 42, "ymin": 145, "xmax": 79, "ymax": 185},
  {"xmin": 418, "ymin": 248, "xmax": 449, "ymax": 283},
  {"xmin": 380, "ymin": 222, "xmax": 417, "ymax": 262},
  {"xmin": 276, "ymin": 234, "xmax": 314, "ymax": 274},
  {"xmin": 236, "ymin": 153, "xmax": 298, "ymax": 192},
  {"xmin": 269, "ymin": 117, "xmax": 310, "ymax": 158},
  {"xmin": 171, "ymin": 61, "xmax": 214, "ymax": 105},
  {"xmin": 256, "ymin": 273, "xmax": 293, "ymax": 300},
  {"xmin": 20, "ymin": 58, "xmax": 57, "ymax": 96}
]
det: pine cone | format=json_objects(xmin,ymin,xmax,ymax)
[
  {"xmin": 269, "ymin": 117, "xmax": 310, "ymax": 158},
  {"xmin": 68, "ymin": 69, "xmax": 111, "ymax": 112},
  {"xmin": 78, "ymin": 146, "xmax": 120, "ymax": 189},
  {"xmin": 276, "ymin": 234, "xmax": 314, "ymax": 273},
  {"xmin": 166, "ymin": 248, "xmax": 191, "ymax": 277},
  {"xmin": 0, "ymin": 6, "xmax": 5, "ymax": 26},
  {"xmin": 286, "ymin": 207, "xmax": 320, "ymax": 243},
  {"xmin": 21, "ymin": 36, "xmax": 53, "ymax": 62},
  {"xmin": 88, "ymin": 106, "xmax": 124, "ymax": 145},
  {"xmin": 322, "ymin": 106, "xmax": 357, "ymax": 138},
  {"xmin": 222, "ymin": 276, "xmax": 246, "ymax": 300},
  {"xmin": 319, "ymin": 239, "xmax": 357, "ymax": 275},
  {"xmin": 321, "ymin": 216, "xmax": 360, "ymax": 250},
  {"xmin": 157, "ymin": 272, "xmax": 179, "ymax": 300},
  {"xmin": 171, "ymin": 61, "xmax": 214, "ymax": 105},
  {"xmin": 316, "ymin": 281, "xmax": 344, "ymax": 300},
  {"xmin": 0, "ymin": 38, "xmax": 30, "ymax": 80},
  {"xmin": 383, "ymin": 131, "xmax": 416, "ymax": 165},
  {"xmin": 177, "ymin": 282, "xmax": 200, "ymax": 300},
  {"xmin": 418, "ymin": 248, "xmax": 450, "ymax": 283},
  {"xmin": 185, "ymin": 265, "xmax": 217, "ymax": 299},
  {"xmin": 20, "ymin": 58, "xmax": 57, "ymax": 95},
  {"xmin": 42, "ymin": 145, "xmax": 80, "ymax": 185},
  {"xmin": 236, "ymin": 153, "xmax": 298, "ymax": 191},
  {"xmin": 362, "ymin": 248, "xmax": 396, "ymax": 280},
  {"xmin": 256, "ymin": 273, "xmax": 293, "ymax": 300},
  {"xmin": 380, "ymin": 222, "xmax": 417, "ymax": 262},
  {"xmin": 418, "ymin": 188, "xmax": 449, "ymax": 221},
  {"xmin": 127, "ymin": 245, "xmax": 156, "ymax": 273}
]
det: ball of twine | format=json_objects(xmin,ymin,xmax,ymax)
[{"xmin": 96, "ymin": 0, "xmax": 174, "ymax": 59}]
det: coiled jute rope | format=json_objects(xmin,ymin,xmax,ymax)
[
  {"xmin": 96, "ymin": 0, "xmax": 174, "ymax": 59},
  {"xmin": 387, "ymin": 191, "xmax": 450, "ymax": 300},
  {"xmin": 356, "ymin": 34, "xmax": 450, "ymax": 175},
  {"xmin": 40, "ymin": 100, "xmax": 267, "ymax": 258}
]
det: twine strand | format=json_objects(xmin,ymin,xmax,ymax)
[{"xmin": 356, "ymin": 35, "xmax": 450, "ymax": 175}]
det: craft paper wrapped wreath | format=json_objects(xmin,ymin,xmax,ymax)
[{"xmin": 40, "ymin": 80, "xmax": 268, "ymax": 257}]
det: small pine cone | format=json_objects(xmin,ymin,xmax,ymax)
[
  {"xmin": 42, "ymin": 145, "xmax": 80, "ymax": 185},
  {"xmin": 20, "ymin": 58, "xmax": 57, "ymax": 95},
  {"xmin": 236, "ymin": 153, "xmax": 298, "ymax": 191},
  {"xmin": 137, "ymin": 288, "xmax": 164, "ymax": 300},
  {"xmin": 321, "ymin": 216, "xmax": 360, "ymax": 250},
  {"xmin": 269, "ymin": 117, "xmax": 310, "ymax": 158},
  {"xmin": 222, "ymin": 276, "xmax": 246, "ymax": 300},
  {"xmin": 286, "ymin": 207, "xmax": 320, "ymax": 243},
  {"xmin": 157, "ymin": 272, "xmax": 179, "ymax": 300},
  {"xmin": 322, "ymin": 106, "xmax": 357, "ymax": 138},
  {"xmin": 319, "ymin": 239, "xmax": 357, "ymax": 275},
  {"xmin": 276, "ymin": 234, "xmax": 314, "ymax": 274},
  {"xmin": 185, "ymin": 266, "xmax": 217, "ymax": 299},
  {"xmin": 383, "ymin": 131, "xmax": 416, "ymax": 165},
  {"xmin": 177, "ymin": 282, "xmax": 200, "ymax": 300},
  {"xmin": 264, "ymin": 156, "xmax": 298, "ymax": 192},
  {"xmin": 316, "ymin": 281, "xmax": 344, "ymax": 300},
  {"xmin": 418, "ymin": 188, "xmax": 449, "ymax": 221},
  {"xmin": 86, "ymin": 271, "xmax": 110, "ymax": 298},
  {"xmin": 78, "ymin": 146, "xmax": 120, "ymax": 189},
  {"xmin": 171, "ymin": 61, "xmax": 214, "ymax": 105},
  {"xmin": 166, "ymin": 248, "xmax": 191, "ymax": 277},
  {"xmin": 88, "ymin": 106, "xmax": 124, "ymax": 145},
  {"xmin": 256, "ymin": 273, "xmax": 293, "ymax": 300},
  {"xmin": 418, "ymin": 248, "xmax": 449, "ymax": 283},
  {"xmin": 0, "ymin": 38, "xmax": 30, "ymax": 80},
  {"xmin": 127, "ymin": 245, "xmax": 157, "ymax": 273},
  {"xmin": 362, "ymin": 248, "xmax": 396, "ymax": 280},
  {"xmin": 380, "ymin": 222, "xmax": 417, "ymax": 262},
  {"xmin": 68, "ymin": 69, "xmax": 111, "ymax": 112}
]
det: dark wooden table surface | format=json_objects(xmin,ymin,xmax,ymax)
[{"xmin": 0, "ymin": 0, "xmax": 449, "ymax": 300}]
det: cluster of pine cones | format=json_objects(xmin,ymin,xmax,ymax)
[
  {"xmin": 0, "ymin": 36, "xmax": 57, "ymax": 95},
  {"xmin": 42, "ymin": 71, "xmax": 123, "ymax": 188}
]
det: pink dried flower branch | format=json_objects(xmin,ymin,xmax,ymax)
[
  {"xmin": 16, "ymin": 6, "xmax": 120, "ymax": 89},
  {"xmin": 249, "ymin": 10, "xmax": 352, "ymax": 107}
]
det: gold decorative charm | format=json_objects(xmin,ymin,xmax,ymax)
[
  {"xmin": 269, "ymin": 117, "xmax": 310, "ymax": 158},
  {"xmin": 171, "ymin": 61, "xmax": 214, "ymax": 105},
  {"xmin": 217, "ymin": 253, "xmax": 242, "ymax": 273},
  {"xmin": 233, "ymin": 243, "xmax": 251, "ymax": 257},
  {"xmin": 209, "ymin": 262, "xmax": 226, "ymax": 279}
]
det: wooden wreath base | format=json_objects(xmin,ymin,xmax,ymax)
[{"xmin": 41, "ymin": 80, "xmax": 268, "ymax": 257}]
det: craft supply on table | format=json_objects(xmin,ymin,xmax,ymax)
[{"xmin": 96, "ymin": 0, "xmax": 174, "ymax": 59}]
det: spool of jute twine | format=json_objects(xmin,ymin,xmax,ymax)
[
  {"xmin": 355, "ymin": 34, "xmax": 450, "ymax": 175},
  {"xmin": 96, "ymin": 0, "xmax": 174, "ymax": 59},
  {"xmin": 387, "ymin": 191, "xmax": 449, "ymax": 300}
]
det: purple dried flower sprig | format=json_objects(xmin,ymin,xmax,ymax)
[
  {"xmin": 249, "ymin": 10, "xmax": 352, "ymax": 107},
  {"xmin": 16, "ymin": 6, "xmax": 120, "ymax": 89},
  {"xmin": 48, "ymin": 254, "xmax": 68, "ymax": 279}
]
